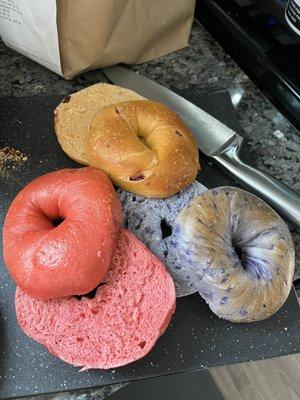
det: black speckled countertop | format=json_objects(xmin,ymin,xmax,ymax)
[{"xmin": 1, "ymin": 20, "xmax": 299, "ymax": 400}]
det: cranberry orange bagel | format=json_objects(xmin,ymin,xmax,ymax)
[
  {"xmin": 86, "ymin": 100, "xmax": 200, "ymax": 197},
  {"xmin": 173, "ymin": 187, "xmax": 295, "ymax": 322},
  {"xmin": 54, "ymin": 83, "xmax": 144, "ymax": 165},
  {"xmin": 3, "ymin": 168, "xmax": 122, "ymax": 300},
  {"xmin": 16, "ymin": 230, "xmax": 176, "ymax": 369}
]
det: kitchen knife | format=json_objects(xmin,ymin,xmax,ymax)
[{"xmin": 103, "ymin": 66, "xmax": 300, "ymax": 229}]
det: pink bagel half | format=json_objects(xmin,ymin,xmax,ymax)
[{"xmin": 15, "ymin": 230, "xmax": 176, "ymax": 369}]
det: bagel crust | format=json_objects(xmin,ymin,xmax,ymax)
[
  {"xmin": 173, "ymin": 187, "xmax": 295, "ymax": 322},
  {"xmin": 85, "ymin": 100, "xmax": 200, "ymax": 198}
]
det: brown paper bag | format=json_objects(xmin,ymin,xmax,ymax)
[{"xmin": 57, "ymin": 0, "xmax": 195, "ymax": 78}]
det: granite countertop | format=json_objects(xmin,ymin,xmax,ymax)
[{"xmin": 1, "ymin": 19, "xmax": 299, "ymax": 400}]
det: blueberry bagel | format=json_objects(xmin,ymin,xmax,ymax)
[
  {"xmin": 173, "ymin": 187, "xmax": 295, "ymax": 322},
  {"xmin": 118, "ymin": 180, "xmax": 208, "ymax": 297}
]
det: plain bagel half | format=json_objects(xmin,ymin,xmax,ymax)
[{"xmin": 54, "ymin": 83, "xmax": 144, "ymax": 165}]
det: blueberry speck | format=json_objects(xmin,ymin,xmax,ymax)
[
  {"xmin": 220, "ymin": 296, "xmax": 229, "ymax": 305},
  {"xmin": 221, "ymin": 275, "xmax": 228, "ymax": 284},
  {"xmin": 134, "ymin": 220, "xmax": 142, "ymax": 230},
  {"xmin": 203, "ymin": 291, "xmax": 214, "ymax": 301},
  {"xmin": 239, "ymin": 309, "xmax": 248, "ymax": 316},
  {"xmin": 173, "ymin": 225, "xmax": 181, "ymax": 234},
  {"xmin": 144, "ymin": 226, "xmax": 151, "ymax": 233}
]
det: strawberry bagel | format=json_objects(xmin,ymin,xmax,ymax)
[{"xmin": 3, "ymin": 167, "xmax": 122, "ymax": 300}]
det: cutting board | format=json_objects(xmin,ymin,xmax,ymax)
[{"xmin": 0, "ymin": 89, "xmax": 299, "ymax": 399}]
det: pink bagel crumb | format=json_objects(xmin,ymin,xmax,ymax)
[{"xmin": 15, "ymin": 229, "xmax": 176, "ymax": 370}]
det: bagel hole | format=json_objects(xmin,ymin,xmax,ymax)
[
  {"xmin": 232, "ymin": 242, "xmax": 244, "ymax": 265},
  {"xmin": 138, "ymin": 135, "xmax": 147, "ymax": 145},
  {"xmin": 75, "ymin": 282, "xmax": 106, "ymax": 300},
  {"xmin": 161, "ymin": 219, "xmax": 172, "ymax": 239},
  {"xmin": 234, "ymin": 246, "xmax": 243, "ymax": 261},
  {"xmin": 52, "ymin": 217, "xmax": 64, "ymax": 227}
]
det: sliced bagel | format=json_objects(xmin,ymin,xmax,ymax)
[
  {"xmin": 15, "ymin": 230, "xmax": 176, "ymax": 370},
  {"xmin": 54, "ymin": 83, "xmax": 145, "ymax": 165}
]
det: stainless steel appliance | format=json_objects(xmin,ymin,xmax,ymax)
[{"xmin": 196, "ymin": 0, "xmax": 300, "ymax": 132}]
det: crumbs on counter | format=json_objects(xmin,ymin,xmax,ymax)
[{"xmin": 0, "ymin": 146, "xmax": 28, "ymax": 165}]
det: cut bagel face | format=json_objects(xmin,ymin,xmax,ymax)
[
  {"xmin": 54, "ymin": 83, "xmax": 145, "ymax": 165},
  {"xmin": 15, "ymin": 230, "xmax": 176, "ymax": 370}
]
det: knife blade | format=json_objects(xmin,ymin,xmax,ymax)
[
  {"xmin": 103, "ymin": 66, "xmax": 237, "ymax": 157},
  {"xmin": 103, "ymin": 66, "xmax": 300, "ymax": 229}
]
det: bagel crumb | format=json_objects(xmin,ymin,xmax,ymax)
[
  {"xmin": 0, "ymin": 147, "xmax": 28, "ymax": 183},
  {"xmin": 0, "ymin": 146, "xmax": 28, "ymax": 165}
]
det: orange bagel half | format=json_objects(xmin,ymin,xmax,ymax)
[{"xmin": 85, "ymin": 100, "xmax": 200, "ymax": 198}]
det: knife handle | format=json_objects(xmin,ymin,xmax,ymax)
[{"xmin": 214, "ymin": 137, "xmax": 300, "ymax": 230}]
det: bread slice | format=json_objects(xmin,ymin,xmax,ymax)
[
  {"xmin": 54, "ymin": 83, "xmax": 145, "ymax": 165},
  {"xmin": 15, "ymin": 229, "xmax": 176, "ymax": 370}
]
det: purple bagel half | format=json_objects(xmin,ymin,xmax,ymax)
[
  {"xmin": 118, "ymin": 181, "xmax": 207, "ymax": 297},
  {"xmin": 173, "ymin": 187, "xmax": 295, "ymax": 322}
]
